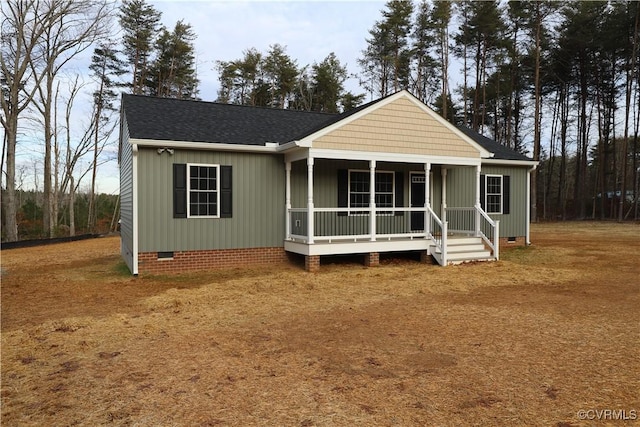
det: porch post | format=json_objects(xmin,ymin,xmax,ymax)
[
  {"xmin": 285, "ymin": 161, "xmax": 292, "ymax": 240},
  {"xmin": 475, "ymin": 164, "xmax": 481, "ymax": 237},
  {"xmin": 424, "ymin": 162, "xmax": 431, "ymax": 238},
  {"xmin": 441, "ymin": 168, "xmax": 447, "ymax": 223},
  {"xmin": 369, "ymin": 160, "xmax": 376, "ymax": 241},
  {"xmin": 307, "ymin": 156, "xmax": 314, "ymax": 244}
]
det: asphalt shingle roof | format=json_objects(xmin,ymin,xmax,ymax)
[
  {"xmin": 122, "ymin": 94, "xmax": 333, "ymax": 145},
  {"xmin": 456, "ymin": 126, "xmax": 533, "ymax": 161},
  {"xmin": 122, "ymin": 93, "xmax": 532, "ymax": 162}
]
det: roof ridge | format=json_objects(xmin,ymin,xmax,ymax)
[{"xmin": 121, "ymin": 93, "xmax": 336, "ymax": 117}]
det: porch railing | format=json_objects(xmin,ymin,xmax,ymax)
[
  {"xmin": 446, "ymin": 207, "xmax": 476, "ymax": 235},
  {"xmin": 288, "ymin": 207, "xmax": 430, "ymax": 243},
  {"xmin": 287, "ymin": 205, "xmax": 499, "ymax": 262},
  {"xmin": 476, "ymin": 206, "xmax": 500, "ymax": 260},
  {"xmin": 426, "ymin": 205, "xmax": 447, "ymax": 265},
  {"xmin": 446, "ymin": 206, "xmax": 499, "ymax": 260}
]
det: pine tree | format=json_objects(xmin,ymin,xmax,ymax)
[
  {"xmin": 149, "ymin": 20, "xmax": 199, "ymax": 99},
  {"xmin": 310, "ymin": 53, "xmax": 348, "ymax": 113},
  {"xmin": 411, "ymin": 0, "xmax": 437, "ymax": 103},
  {"xmin": 340, "ymin": 92, "xmax": 366, "ymax": 113},
  {"xmin": 453, "ymin": 1, "xmax": 507, "ymax": 133},
  {"xmin": 118, "ymin": 0, "xmax": 162, "ymax": 95},
  {"xmin": 432, "ymin": 0, "xmax": 452, "ymax": 120},
  {"xmin": 359, "ymin": 0, "xmax": 413, "ymax": 98},
  {"xmin": 216, "ymin": 48, "xmax": 263, "ymax": 105},
  {"xmin": 87, "ymin": 43, "xmax": 127, "ymax": 231},
  {"xmin": 263, "ymin": 44, "xmax": 298, "ymax": 108}
]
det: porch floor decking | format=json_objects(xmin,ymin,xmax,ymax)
[
  {"xmin": 284, "ymin": 235, "xmax": 432, "ymax": 257},
  {"xmin": 284, "ymin": 235, "xmax": 496, "ymax": 265}
]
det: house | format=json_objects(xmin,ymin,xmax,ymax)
[{"xmin": 119, "ymin": 90, "xmax": 537, "ymax": 274}]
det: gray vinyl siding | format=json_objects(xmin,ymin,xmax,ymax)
[
  {"xmin": 443, "ymin": 166, "xmax": 477, "ymax": 208},
  {"xmin": 119, "ymin": 119, "xmax": 134, "ymax": 272},
  {"xmin": 291, "ymin": 159, "xmax": 431, "ymax": 208},
  {"xmin": 136, "ymin": 148, "xmax": 285, "ymax": 252},
  {"xmin": 446, "ymin": 165, "xmax": 529, "ymax": 237},
  {"xmin": 481, "ymin": 165, "xmax": 529, "ymax": 238}
]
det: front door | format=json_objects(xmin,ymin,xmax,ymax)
[{"xmin": 410, "ymin": 173, "xmax": 425, "ymax": 231}]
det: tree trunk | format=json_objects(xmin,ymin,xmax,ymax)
[
  {"xmin": 3, "ymin": 118, "xmax": 19, "ymax": 241},
  {"xmin": 441, "ymin": 20, "xmax": 449, "ymax": 121},
  {"xmin": 43, "ymin": 69, "xmax": 54, "ymax": 237},
  {"xmin": 531, "ymin": 2, "xmax": 542, "ymax": 223},
  {"xmin": 69, "ymin": 175, "xmax": 75, "ymax": 236},
  {"xmin": 88, "ymin": 84, "xmax": 104, "ymax": 233},
  {"xmin": 110, "ymin": 194, "xmax": 120, "ymax": 232},
  {"xmin": 558, "ymin": 84, "xmax": 569, "ymax": 220},
  {"xmin": 620, "ymin": 4, "xmax": 640, "ymax": 221}
]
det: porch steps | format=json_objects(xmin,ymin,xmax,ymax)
[{"xmin": 430, "ymin": 236, "xmax": 495, "ymax": 266}]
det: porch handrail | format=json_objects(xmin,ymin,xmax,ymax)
[
  {"xmin": 426, "ymin": 205, "xmax": 447, "ymax": 265},
  {"xmin": 287, "ymin": 206, "xmax": 432, "ymax": 244},
  {"xmin": 445, "ymin": 207, "xmax": 475, "ymax": 234},
  {"xmin": 475, "ymin": 205, "xmax": 500, "ymax": 260}
]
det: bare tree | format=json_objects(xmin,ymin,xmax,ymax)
[
  {"xmin": 1, "ymin": 0, "xmax": 49, "ymax": 241},
  {"xmin": 61, "ymin": 75, "xmax": 90, "ymax": 236},
  {"xmin": 27, "ymin": 0, "xmax": 114, "ymax": 237}
]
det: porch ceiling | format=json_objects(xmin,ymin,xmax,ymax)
[{"xmin": 284, "ymin": 147, "xmax": 482, "ymax": 167}]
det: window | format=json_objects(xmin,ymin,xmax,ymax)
[
  {"xmin": 188, "ymin": 164, "xmax": 219, "ymax": 217},
  {"xmin": 174, "ymin": 163, "xmax": 232, "ymax": 219},
  {"xmin": 481, "ymin": 174, "xmax": 510, "ymax": 215},
  {"xmin": 485, "ymin": 175, "xmax": 502, "ymax": 214},
  {"xmin": 349, "ymin": 170, "xmax": 394, "ymax": 214}
]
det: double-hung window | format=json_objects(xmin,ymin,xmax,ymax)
[
  {"xmin": 484, "ymin": 174, "xmax": 503, "ymax": 214},
  {"xmin": 480, "ymin": 173, "xmax": 510, "ymax": 215},
  {"xmin": 349, "ymin": 170, "xmax": 394, "ymax": 214},
  {"xmin": 188, "ymin": 164, "xmax": 219, "ymax": 217}
]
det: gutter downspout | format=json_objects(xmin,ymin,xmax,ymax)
[
  {"xmin": 132, "ymin": 144, "xmax": 139, "ymax": 275},
  {"xmin": 526, "ymin": 164, "xmax": 537, "ymax": 245}
]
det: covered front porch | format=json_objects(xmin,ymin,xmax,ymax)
[{"xmin": 283, "ymin": 149, "xmax": 499, "ymax": 270}]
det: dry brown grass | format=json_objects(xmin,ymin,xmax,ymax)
[{"xmin": 2, "ymin": 222, "xmax": 639, "ymax": 426}]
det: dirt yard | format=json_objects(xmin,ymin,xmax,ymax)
[{"xmin": 1, "ymin": 222, "xmax": 639, "ymax": 426}]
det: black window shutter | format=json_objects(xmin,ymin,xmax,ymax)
[
  {"xmin": 220, "ymin": 165, "xmax": 232, "ymax": 218},
  {"xmin": 480, "ymin": 174, "xmax": 486, "ymax": 211},
  {"xmin": 503, "ymin": 175, "xmax": 510, "ymax": 215},
  {"xmin": 337, "ymin": 169, "xmax": 348, "ymax": 216},
  {"xmin": 173, "ymin": 164, "xmax": 187, "ymax": 218},
  {"xmin": 395, "ymin": 171, "xmax": 404, "ymax": 216}
]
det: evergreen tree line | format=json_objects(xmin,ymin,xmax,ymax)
[
  {"xmin": 218, "ymin": 0, "xmax": 640, "ymax": 221},
  {"xmin": 12, "ymin": 189, "xmax": 119, "ymax": 238},
  {"xmin": 2, "ymin": 0, "xmax": 639, "ymax": 242}
]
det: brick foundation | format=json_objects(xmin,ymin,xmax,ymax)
[
  {"xmin": 138, "ymin": 247, "xmax": 288, "ymax": 274},
  {"xmin": 364, "ymin": 252, "xmax": 380, "ymax": 267},
  {"xmin": 305, "ymin": 255, "xmax": 320, "ymax": 272},
  {"xmin": 499, "ymin": 236, "xmax": 526, "ymax": 246}
]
